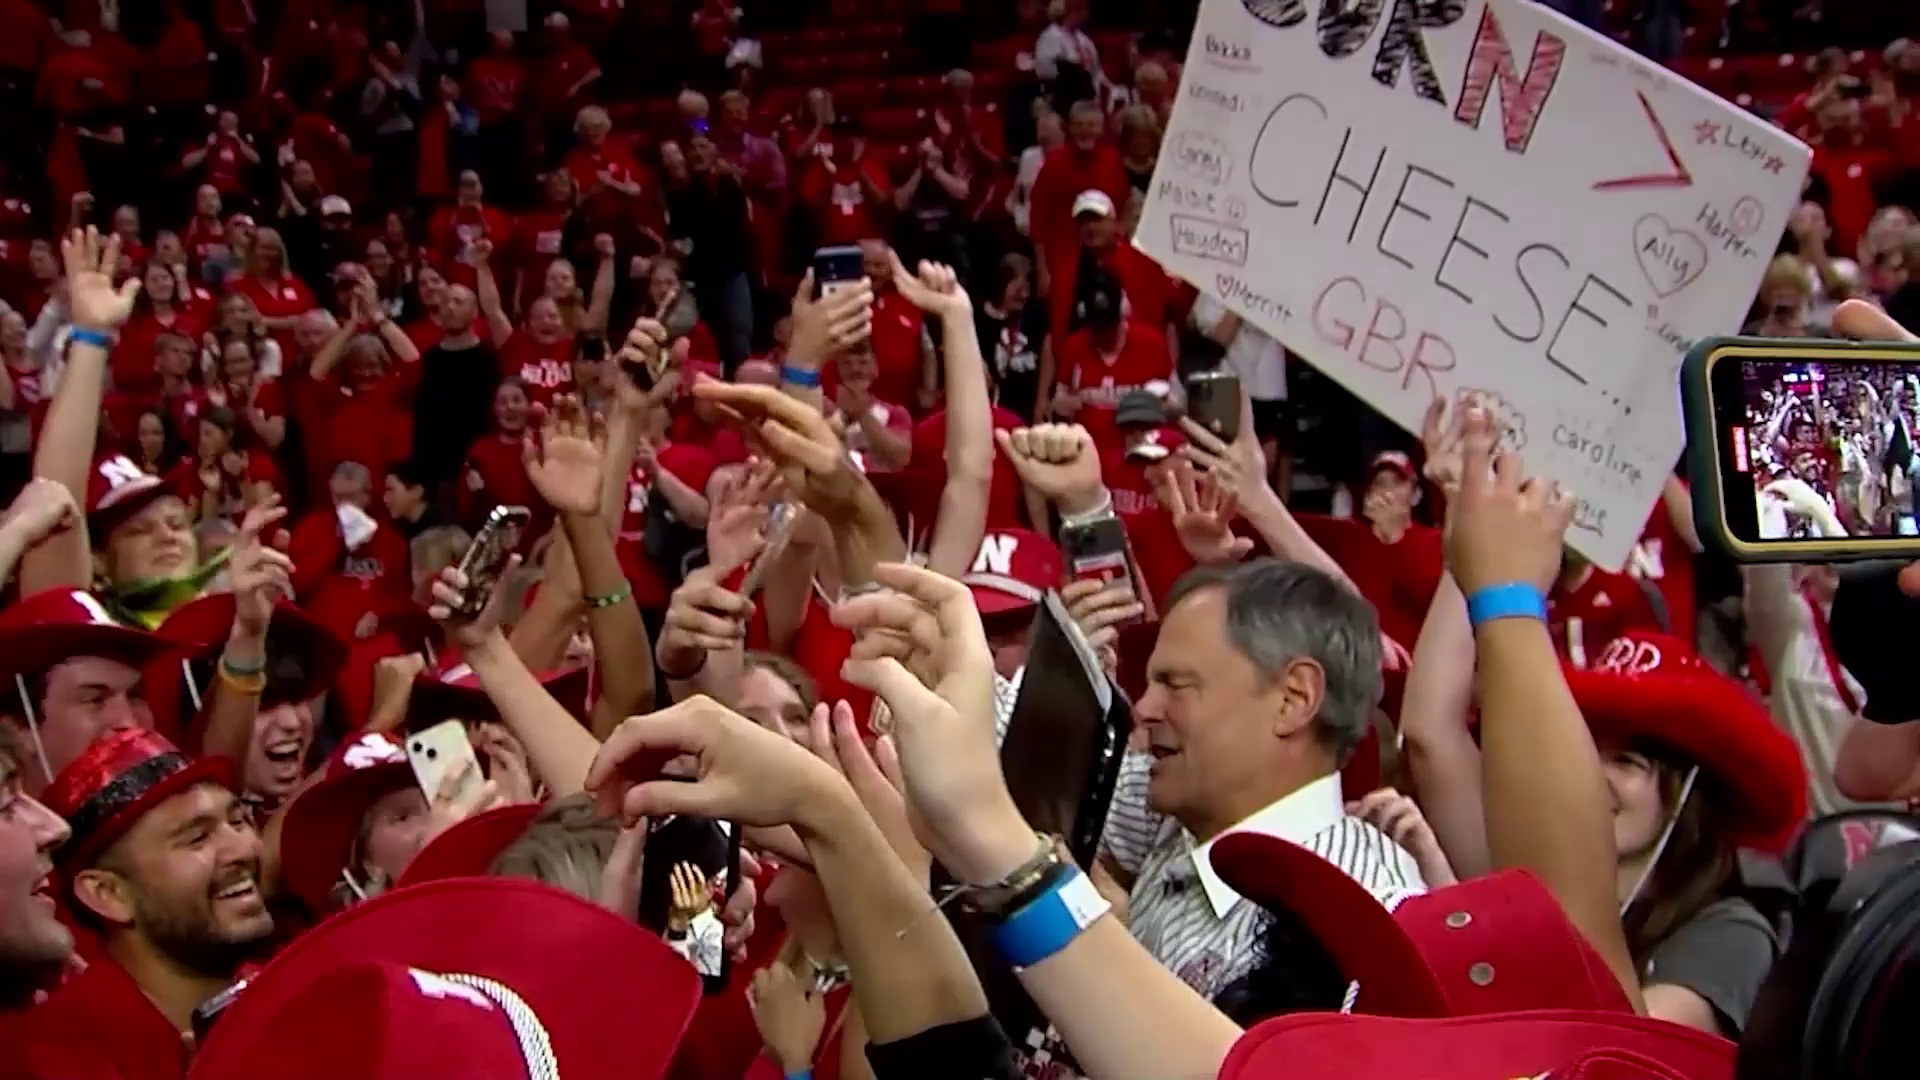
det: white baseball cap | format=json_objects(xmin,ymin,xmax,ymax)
[
  {"xmin": 319, "ymin": 195, "xmax": 353, "ymax": 218},
  {"xmin": 1072, "ymin": 189, "xmax": 1115, "ymax": 219}
]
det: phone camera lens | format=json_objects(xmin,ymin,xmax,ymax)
[{"xmin": 425, "ymin": 748, "xmax": 438, "ymax": 760}]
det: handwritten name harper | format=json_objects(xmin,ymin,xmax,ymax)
[{"xmin": 1695, "ymin": 203, "xmax": 1760, "ymax": 260}]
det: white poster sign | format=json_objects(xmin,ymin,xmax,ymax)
[{"xmin": 1137, "ymin": 0, "xmax": 1810, "ymax": 569}]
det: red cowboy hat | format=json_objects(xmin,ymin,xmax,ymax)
[
  {"xmin": 407, "ymin": 659, "xmax": 591, "ymax": 730},
  {"xmin": 189, "ymin": 878, "xmax": 702, "ymax": 1080},
  {"xmin": 276, "ymin": 732, "xmax": 416, "ymax": 913},
  {"xmin": 1566, "ymin": 631, "xmax": 1808, "ymax": 850},
  {"xmin": 1211, "ymin": 833, "xmax": 1631, "ymax": 1018},
  {"xmin": 144, "ymin": 595, "xmax": 349, "ymax": 741},
  {"xmin": 1219, "ymin": 1009, "xmax": 1734, "ymax": 1080},
  {"xmin": 40, "ymin": 727, "xmax": 236, "ymax": 870},
  {"xmin": 396, "ymin": 803, "xmax": 541, "ymax": 889},
  {"xmin": 0, "ymin": 588, "xmax": 165, "ymax": 689}
]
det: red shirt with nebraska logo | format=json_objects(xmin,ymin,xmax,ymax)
[
  {"xmin": 499, "ymin": 330, "xmax": 576, "ymax": 405},
  {"xmin": 287, "ymin": 507, "xmax": 416, "ymax": 647},
  {"xmin": 1058, "ymin": 323, "xmax": 1173, "ymax": 454},
  {"xmin": 1103, "ymin": 447, "xmax": 1192, "ymax": 610},
  {"xmin": 1047, "ymin": 238, "xmax": 1186, "ymax": 345},
  {"xmin": 617, "ymin": 443, "xmax": 721, "ymax": 609},
  {"xmin": 428, "ymin": 203, "xmax": 515, "ymax": 290},
  {"xmin": 1548, "ymin": 564, "xmax": 1668, "ymax": 667},
  {"xmin": 798, "ymin": 155, "xmax": 892, "ymax": 246},
  {"xmin": 1298, "ymin": 515, "xmax": 1444, "ymax": 651},
  {"xmin": 1625, "ymin": 498, "xmax": 1697, "ymax": 648}
]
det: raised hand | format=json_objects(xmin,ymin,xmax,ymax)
[
  {"xmin": 427, "ymin": 558, "xmax": 524, "ymax": 649},
  {"xmin": 228, "ymin": 499, "xmax": 294, "ymax": 637},
  {"xmin": 1348, "ymin": 787, "xmax": 1456, "ymax": 887},
  {"xmin": 61, "ymin": 227, "xmax": 141, "ymax": 332},
  {"xmin": 1444, "ymin": 406, "xmax": 1572, "ymax": 596},
  {"xmin": 657, "ymin": 556, "xmax": 757, "ymax": 679},
  {"xmin": 1059, "ymin": 576, "xmax": 1142, "ymax": 676},
  {"xmin": 667, "ymin": 861, "xmax": 712, "ymax": 932},
  {"xmin": 471, "ymin": 722, "xmax": 538, "ymax": 805},
  {"xmin": 800, "ymin": 699, "xmax": 931, "ymax": 882},
  {"xmin": 1149, "ymin": 455, "xmax": 1252, "ymax": 565},
  {"xmin": 523, "ymin": 395, "xmax": 606, "ymax": 515},
  {"xmin": 995, "ymin": 423, "xmax": 1104, "ymax": 513},
  {"xmin": 1, "ymin": 477, "xmax": 79, "ymax": 549},
  {"xmin": 749, "ymin": 959, "xmax": 827, "ymax": 1074},
  {"xmin": 830, "ymin": 562, "xmax": 1034, "ymax": 884},
  {"xmin": 787, "ymin": 270, "xmax": 872, "ymax": 369},
  {"xmin": 692, "ymin": 380, "xmax": 868, "ymax": 520},
  {"xmin": 1177, "ymin": 393, "xmax": 1268, "ymax": 509},
  {"xmin": 887, "ymin": 251, "xmax": 971, "ymax": 321}
]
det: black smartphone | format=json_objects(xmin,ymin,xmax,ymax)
[
  {"xmin": 1183, "ymin": 366, "xmax": 1242, "ymax": 443},
  {"xmin": 455, "ymin": 505, "xmax": 532, "ymax": 617},
  {"xmin": 577, "ymin": 334, "xmax": 607, "ymax": 363},
  {"xmin": 1829, "ymin": 561, "xmax": 1920, "ymax": 724},
  {"xmin": 1001, "ymin": 590, "xmax": 1133, "ymax": 866},
  {"xmin": 1682, "ymin": 336, "xmax": 1920, "ymax": 562},
  {"xmin": 190, "ymin": 977, "xmax": 250, "ymax": 1043},
  {"xmin": 636, "ymin": 809, "xmax": 742, "ymax": 993},
  {"xmin": 813, "ymin": 245, "xmax": 865, "ymax": 299}
]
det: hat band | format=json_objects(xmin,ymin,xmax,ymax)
[
  {"xmin": 963, "ymin": 572, "xmax": 1044, "ymax": 605},
  {"xmin": 440, "ymin": 971, "xmax": 559, "ymax": 1080},
  {"xmin": 65, "ymin": 751, "xmax": 193, "ymax": 857}
]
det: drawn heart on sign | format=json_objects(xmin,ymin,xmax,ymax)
[{"xmin": 1632, "ymin": 214, "xmax": 1708, "ymax": 298}]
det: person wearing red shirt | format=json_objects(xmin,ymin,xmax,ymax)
[
  {"xmin": 931, "ymin": 69, "xmax": 1007, "ymax": 168},
  {"xmin": 1029, "ymin": 99, "xmax": 1130, "ymax": 294},
  {"xmin": 1102, "ymin": 441, "xmax": 1194, "ymax": 611},
  {"xmin": 22, "ymin": 729, "xmax": 275, "ymax": 1080},
  {"xmin": 532, "ymin": 12, "xmax": 602, "ymax": 118},
  {"xmin": 797, "ymin": 116, "xmax": 893, "ymax": 247},
  {"xmin": 1626, "ymin": 477, "xmax": 1701, "ymax": 650},
  {"xmin": 829, "ymin": 345, "xmax": 914, "ymax": 476},
  {"xmin": 207, "ymin": 337, "xmax": 289, "ymax": 454},
  {"xmin": 294, "ymin": 309, "xmax": 419, "ymax": 501},
  {"xmin": 1298, "ymin": 451, "xmax": 1444, "ymax": 651},
  {"xmin": 468, "ymin": 30, "xmax": 527, "ymax": 127},
  {"xmin": 909, "ymin": 404, "xmax": 1030, "ymax": 533},
  {"xmin": 232, "ymin": 227, "xmax": 317, "ymax": 336},
  {"xmin": 488, "ymin": 297, "xmax": 577, "ymax": 406},
  {"xmin": 1043, "ymin": 188, "xmax": 1184, "ymax": 346},
  {"xmin": 181, "ymin": 185, "xmax": 229, "ymax": 271},
  {"xmin": 1052, "ymin": 275, "xmax": 1173, "ymax": 455},
  {"xmin": 565, "ymin": 105, "xmax": 658, "ymax": 235},
  {"xmin": 111, "ymin": 331, "xmax": 209, "ymax": 451},
  {"xmin": 844, "ymin": 241, "xmax": 934, "ymax": 411},
  {"xmin": 112, "ymin": 262, "xmax": 206, "ymax": 399},
  {"xmin": 429, "ymin": 169, "xmax": 516, "ymax": 291},
  {"xmin": 617, "ymin": 403, "xmax": 719, "ymax": 613},
  {"xmin": 1806, "ymin": 88, "xmax": 1891, "ymax": 259},
  {"xmin": 514, "ymin": 170, "xmax": 578, "ymax": 310},
  {"xmin": 1549, "ymin": 550, "xmax": 1669, "ymax": 667},
  {"xmin": 180, "ymin": 109, "xmax": 261, "ymax": 200},
  {"xmin": 460, "ymin": 378, "xmax": 549, "ymax": 533}
]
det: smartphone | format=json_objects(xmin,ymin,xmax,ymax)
[
  {"xmin": 190, "ymin": 977, "xmax": 250, "ymax": 1043},
  {"xmin": 736, "ymin": 501, "xmax": 801, "ymax": 600},
  {"xmin": 577, "ymin": 335, "xmax": 607, "ymax": 364},
  {"xmin": 813, "ymin": 245, "xmax": 865, "ymax": 299},
  {"xmin": 456, "ymin": 505, "xmax": 532, "ymax": 616},
  {"xmin": 1682, "ymin": 336, "xmax": 1920, "ymax": 562},
  {"xmin": 1828, "ymin": 561, "xmax": 1920, "ymax": 724},
  {"xmin": 407, "ymin": 719, "xmax": 484, "ymax": 805},
  {"xmin": 1184, "ymin": 367, "xmax": 1243, "ymax": 443},
  {"xmin": 1001, "ymin": 590, "xmax": 1134, "ymax": 865},
  {"xmin": 1115, "ymin": 388, "xmax": 1173, "ymax": 463},
  {"xmin": 637, "ymin": 808, "xmax": 742, "ymax": 993}
]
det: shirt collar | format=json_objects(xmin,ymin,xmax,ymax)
[{"xmin": 1190, "ymin": 774, "xmax": 1346, "ymax": 920}]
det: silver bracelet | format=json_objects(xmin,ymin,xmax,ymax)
[{"xmin": 1059, "ymin": 489, "xmax": 1115, "ymax": 528}]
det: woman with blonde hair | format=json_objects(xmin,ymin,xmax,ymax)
[
  {"xmin": 1750, "ymin": 254, "xmax": 1824, "ymax": 338},
  {"xmin": 1116, "ymin": 103, "xmax": 1161, "ymax": 204}
]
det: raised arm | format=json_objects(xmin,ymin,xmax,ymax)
[
  {"xmin": 891, "ymin": 253, "xmax": 992, "ymax": 578},
  {"xmin": 472, "ymin": 239, "xmax": 517, "ymax": 345}
]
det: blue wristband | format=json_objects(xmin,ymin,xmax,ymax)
[
  {"xmin": 69, "ymin": 327, "xmax": 112, "ymax": 349},
  {"xmin": 781, "ymin": 365, "xmax": 820, "ymax": 388},
  {"xmin": 990, "ymin": 866, "xmax": 1111, "ymax": 970},
  {"xmin": 1464, "ymin": 582, "xmax": 1548, "ymax": 627},
  {"xmin": 784, "ymin": 1070, "xmax": 812, "ymax": 1080}
]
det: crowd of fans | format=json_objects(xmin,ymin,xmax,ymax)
[{"xmin": 0, "ymin": 0, "xmax": 1918, "ymax": 1078}]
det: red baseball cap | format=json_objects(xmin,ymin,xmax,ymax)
[
  {"xmin": 42, "ymin": 727, "xmax": 236, "ymax": 870},
  {"xmin": 962, "ymin": 528, "xmax": 1066, "ymax": 616},
  {"xmin": 190, "ymin": 878, "xmax": 702, "ymax": 1080},
  {"xmin": 277, "ymin": 732, "xmax": 415, "ymax": 913},
  {"xmin": 1220, "ymin": 1010, "xmax": 1734, "ymax": 1080},
  {"xmin": 86, "ymin": 454, "xmax": 179, "ymax": 538},
  {"xmin": 1566, "ymin": 631, "xmax": 1807, "ymax": 851},
  {"xmin": 1366, "ymin": 450, "xmax": 1417, "ymax": 483},
  {"xmin": 1211, "ymin": 833, "xmax": 1632, "ymax": 1018},
  {"xmin": 396, "ymin": 803, "xmax": 541, "ymax": 889},
  {"xmin": 0, "ymin": 588, "xmax": 164, "ymax": 688}
]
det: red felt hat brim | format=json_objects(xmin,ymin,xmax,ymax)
[
  {"xmin": 146, "ymin": 598, "xmax": 351, "ymax": 742},
  {"xmin": 189, "ymin": 878, "xmax": 703, "ymax": 1080},
  {"xmin": 1219, "ymin": 1009, "xmax": 1734, "ymax": 1080},
  {"xmin": 277, "ymin": 761, "xmax": 416, "ymax": 913},
  {"xmin": 396, "ymin": 803, "xmax": 541, "ymax": 888},
  {"xmin": 1208, "ymin": 832, "xmax": 1449, "ymax": 1018},
  {"xmin": 406, "ymin": 666, "xmax": 591, "ymax": 730},
  {"xmin": 0, "ymin": 620, "xmax": 165, "ymax": 689},
  {"xmin": 60, "ymin": 756, "xmax": 237, "ymax": 871},
  {"xmin": 1566, "ymin": 669, "xmax": 1809, "ymax": 850}
]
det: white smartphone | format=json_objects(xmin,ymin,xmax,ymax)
[{"xmin": 406, "ymin": 720, "xmax": 483, "ymax": 806}]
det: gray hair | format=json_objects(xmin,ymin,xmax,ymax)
[
  {"xmin": 331, "ymin": 461, "xmax": 373, "ymax": 491},
  {"xmin": 1164, "ymin": 559, "xmax": 1382, "ymax": 765}
]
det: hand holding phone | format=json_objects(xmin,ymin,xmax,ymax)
[
  {"xmin": 452, "ymin": 505, "xmax": 531, "ymax": 617},
  {"xmin": 407, "ymin": 719, "xmax": 485, "ymax": 809}
]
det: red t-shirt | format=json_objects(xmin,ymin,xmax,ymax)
[
  {"xmin": 1297, "ymin": 516, "xmax": 1444, "ymax": 650},
  {"xmin": 197, "ymin": 133, "xmax": 254, "ymax": 196},
  {"xmin": 428, "ymin": 203, "xmax": 515, "ymax": 290},
  {"xmin": 220, "ymin": 378, "xmax": 290, "ymax": 453},
  {"xmin": 287, "ymin": 509, "xmax": 416, "ymax": 646},
  {"xmin": 513, "ymin": 207, "xmax": 571, "ymax": 298},
  {"xmin": 908, "ymin": 405, "xmax": 1028, "ymax": 533},
  {"xmin": 1626, "ymin": 498, "xmax": 1697, "ymax": 649},
  {"xmin": 1810, "ymin": 141, "xmax": 1890, "ymax": 258},
  {"xmin": 1548, "ymin": 566, "xmax": 1667, "ymax": 666},
  {"xmin": 235, "ymin": 273, "xmax": 317, "ymax": 322},
  {"xmin": 1057, "ymin": 323, "xmax": 1174, "ymax": 454},
  {"xmin": 183, "ymin": 215, "xmax": 229, "ymax": 269},
  {"xmin": 291, "ymin": 369, "xmax": 415, "ymax": 496},
  {"xmin": 111, "ymin": 309, "xmax": 205, "ymax": 398},
  {"xmin": 1048, "ymin": 238, "xmax": 1187, "ymax": 343},
  {"xmin": 1103, "ymin": 447, "xmax": 1192, "ymax": 610},
  {"xmin": 532, "ymin": 41, "xmax": 600, "ymax": 115},
  {"xmin": 799, "ymin": 156, "xmax": 892, "ymax": 246},
  {"xmin": 865, "ymin": 291, "xmax": 926, "ymax": 410},
  {"xmin": 466, "ymin": 53, "xmax": 526, "ymax": 124},
  {"xmin": 1029, "ymin": 142, "xmax": 1131, "ymax": 261},
  {"xmin": 617, "ymin": 442, "xmax": 720, "ymax": 609},
  {"xmin": 460, "ymin": 431, "xmax": 548, "ymax": 531},
  {"xmin": 499, "ymin": 331, "xmax": 577, "ymax": 405}
]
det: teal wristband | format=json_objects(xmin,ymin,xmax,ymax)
[
  {"xmin": 1464, "ymin": 582, "xmax": 1548, "ymax": 627},
  {"xmin": 70, "ymin": 327, "xmax": 112, "ymax": 349},
  {"xmin": 990, "ymin": 865, "xmax": 1111, "ymax": 970},
  {"xmin": 781, "ymin": 365, "xmax": 819, "ymax": 388},
  {"xmin": 784, "ymin": 1070, "xmax": 812, "ymax": 1080}
]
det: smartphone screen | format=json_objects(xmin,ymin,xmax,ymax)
[
  {"xmin": 1705, "ymin": 341, "xmax": 1920, "ymax": 547},
  {"xmin": 813, "ymin": 245, "xmax": 865, "ymax": 298},
  {"xmin": 637, "ymin": 809, "xmax": 741, "ymax": 993}
]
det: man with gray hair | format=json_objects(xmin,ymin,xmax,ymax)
[{"xmin": 1099, "ymin": 557, "xmax": 1426, "ymax": 999}]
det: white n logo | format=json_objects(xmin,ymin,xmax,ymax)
[
  {"xmin": 971, "ymin": 534, "xmax": 1018, "ymax": 576},
  {"xmin": 98, "ymin": 456, "xmax": 146, "ymax": 490}
]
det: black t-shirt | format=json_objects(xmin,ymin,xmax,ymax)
[
  {"xmin": 666, "ymin": 174, "xmax": 751, "ymax": 285},
  {"xmin": 410, "ymin": 340, "xmax": 501, "ymax": 489},
  {"xmin": 975, "ymin": 303, "xmax": 1046, "ymax": 420}
]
